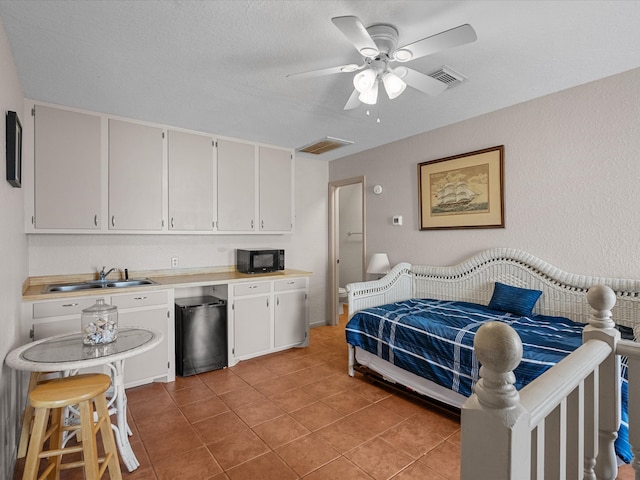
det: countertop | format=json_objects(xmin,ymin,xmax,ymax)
[{"xmin": 22, "ymin": 267, "xmax": 312, "ymax": 301}]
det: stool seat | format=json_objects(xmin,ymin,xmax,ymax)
[{"xmin": 29, "ymin": 374, "xmax": 111, "ymax": 409}]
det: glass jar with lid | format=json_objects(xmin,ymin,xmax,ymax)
[{"xmin": 81, "ymin": 299, "xmax": 118, "ymax": 345}]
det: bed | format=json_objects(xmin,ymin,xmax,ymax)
[{"xmin": 345, "ymin": 248, "xmax": 640, "ymax": 465}]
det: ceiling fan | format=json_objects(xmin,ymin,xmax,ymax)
[{"xmin": 287, "ymin": 16, "xmax": 477, "ymax": 110}]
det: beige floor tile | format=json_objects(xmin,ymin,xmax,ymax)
[
  {"xmin": 225, "ymin": 452, "xmax": 297, "ymax": 480},
  {"xmin": 252, "ymin": 414, "xmax": 310, "ymax": 449},
  {"xmin": 275, "ymin": 433, "xmax": 340, "ymax": 477},
  {"xmin": 206, "ymin": 428, "xmax": 270, "ymax": 470},
  {"xmin": 346, "ymin": 437, "xmax": 414, "ymax": 480},
  {"xmin": 289, "ymin": 401, "xmax": 344, "ymax": 431}
]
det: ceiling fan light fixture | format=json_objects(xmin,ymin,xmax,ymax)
[
  {"xmin": 358, "ymin": 81, "xmax": 378, "ymax": 105},
  {"xmin": 382, "ymin": 71, "xmax": 406, "ymax": 99},
  {"xmin": 353, "ymin": 68, "xmax": 377, "ymax": 93},
  {"xmin": 393, "ymin": 48, "xmax": 413, "ymax": 62}
]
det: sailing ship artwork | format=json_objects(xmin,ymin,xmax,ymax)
[{"xmin": 430, "ymin": 164, "xmax": 489, "ymax": 216}]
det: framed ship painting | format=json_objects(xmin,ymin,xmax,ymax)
[{"xmin": 418, "ymin": 145, "xmax": 504, "ymax": 230}]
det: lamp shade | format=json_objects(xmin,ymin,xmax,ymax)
[
  {"xmin": 382, "ymin": 71, "xmax": 406, "ymax": 99},
  {"xmin": 358, "ymin": 81, "xmax": 379, "ymax": 105},
  {"xmin": 353, "ymin": 68, "xmax": 377, "ymax": 93},
  {"xmin": 367, "ymin": 253, "xmax": 391, "ymax": 275}
]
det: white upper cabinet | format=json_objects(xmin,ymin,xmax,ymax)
[
  {"xmin": 217, "ymin": 139, "xmax": 256, "ymax": 232},
  {"xmin": 168, "ymin": 130, "xmax": 216, "ymax": 231},
  {"xmin": 33, "ymin": 106, "xmax": 102, "ymax": 229},
  {"xmin": 259, "ymin": 146, "xmax": 293, "ymax": 232},
  {"xmin": 27, "ymin": 102, "xmax": 294, "ymax": 235},
  {"xmin": 108, "ymin": 119, "xmax": 164, "ymax": 231}
]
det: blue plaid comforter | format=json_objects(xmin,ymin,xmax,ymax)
[{"xmin": 345, "ymin": 298, "xmax": 632, "ymax": 462}]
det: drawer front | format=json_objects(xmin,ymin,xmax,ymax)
[
  {"xmin": 33, "ymin": 296, "xmax": 107, "ymax": 319},
  {"xmin": 274, "ymin": 278, "xmax": 307, "ymax": 292},
  {"xmin": 110, "ymin": 290, "xmax": 169, "ymax": 309},
  {"xmin": 234, "ymin": 282, "xmax": 272, "ymax": 296}
]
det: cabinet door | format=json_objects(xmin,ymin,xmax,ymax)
[
  {"xmin": 108, "ymin": 119, "xmax": 163, "ymax": 230},
  {"xmin": 274, "ymin": 290, "xmax": 307, "ymax": 348},
  {"xmin": 217, "ymin": 139, "xmax": 256, "ymax": 231},
  {"xmin": 119, "ymin": 307, "xmax": 169, "ymax": 386},
  {"xmin": 259, "ymin": 146, "xmax": 293, "ymax": 232},
  {"xmin": 233, "ymin": 296, "xmax": 270, "ymax": 357},
  {"xmin": 168, "ymin": 130, "xmax": 216, "ymax": 231},
  {"xmin": 34, "ymin": 106, "xmax": 102, "ymax": 229}
]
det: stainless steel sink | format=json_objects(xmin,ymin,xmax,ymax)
[
  {"xmin": 44, "ymin": 283, "xmax": 105, "ymax": 293},
  {"xmin": 105, "ymin": 279, "xmax": 156, "ymax": 288},
  {"xmin": 43, "ymin": 278, "xmax": 157, "ymax": 293}
]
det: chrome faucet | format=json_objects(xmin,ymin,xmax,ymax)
[{"xmin": 99, "ymin": 266, "xmax": 117, "ymax": 282}]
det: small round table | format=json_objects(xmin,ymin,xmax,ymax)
[{"xmin": 6, "ymin": 327, "xmax": 163, "ymax": 472}]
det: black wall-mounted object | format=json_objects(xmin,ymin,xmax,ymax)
[{"xmin": 6, "ymin": 110, "xmax": 22, "ymax": 188}]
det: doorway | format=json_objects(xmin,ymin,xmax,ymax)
[{"xmin": 328, "ymin": 177, "xmax": 365, "ymax": 326}]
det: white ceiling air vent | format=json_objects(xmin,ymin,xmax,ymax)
[
  {"xmin": 297, "ymin": 136, "xmax": 354, "ymax": 155},
  {"xmin": 427, "ymin": 66, "xmax": 467, "ymax": 89}
]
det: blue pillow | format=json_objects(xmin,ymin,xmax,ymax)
[{"xmin": 488, "ymin": 282, "xmax": 542, "ymax": 317}]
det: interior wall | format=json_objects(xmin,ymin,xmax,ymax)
[
  {"xmin": 0, "ymin": 15, "xmax": 27, "ymax": 479},
  {"xmin": 329, "ymin": 67, "xmax": 640, "ymax": 280},
  {"xmin": 27, "ymin": 156, "xmax": 329, "ymax": 328},
  {"xmin": 338, "ymin": 183, "xmax": 363, "ymax": 288}
]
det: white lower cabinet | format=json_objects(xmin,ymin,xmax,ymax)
[
  {"xmin": 274, "ymin": 290, "xmax": 307, "ymax": 348},
  {"xmin": 111, "ymin": 290, "xmax": 174, "ymax": 386},
  {"xmin": 230, "ymin": 276, "xmax": 308, "ymax": 365},
  {"xmin": 25, "ymin": 289, "xmax": 174, "ymax": 388},
  {"xmin": 233, "ymin": 295, "xmax": 271, "ymax": 358}
]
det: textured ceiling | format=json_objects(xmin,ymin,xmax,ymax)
[{"xmin": 1, "ymin": 0, "xmax": 640, "ymax": 161}]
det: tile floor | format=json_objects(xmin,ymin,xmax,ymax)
[{"xmin": 13, "ymin": 315, "xmax": 636, "ymax": 480}]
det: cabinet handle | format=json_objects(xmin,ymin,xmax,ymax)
[
  {"xmin": 249, "ymin": 285, "xmax": 257, "ymax": 289},
  {"xmin": 261, "ymin": 220, "xmax": 264, "ymax": 230},
  {"xmin": 134, "ymin": 296, "xmax": 147, "ymax": 300},
  {"xmin": 62, "ymin": 303, "xmax": 79, "ymax": 307},
  {"xmin": 276, "ymin": 297, "xmax": 279, "ymax": 306},
  {"xmin": 266, "ymin": 298, "xmax": 269, "ymax": 307},
  {"xmin": 94, "ymin": 214, "xmax": 98, "ymax": 226},
  {"xmin": 170, "ymin": 217, "xmax": 174, "ymax": 228},
  {"xmin": 287, "ymin": 281, "xmax": 295, "ymax": 285},
  {"xmin": 111, "ymin": 216, "xmax": 115, "ymax": 227},
  {"xmin": 251, "ymin": 220, "xmax": 254, "ymax": 229}
]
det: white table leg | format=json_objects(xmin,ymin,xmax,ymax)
[{"xmin": 105, "ymin": 360, "xmax": 140, "ymax": 472}]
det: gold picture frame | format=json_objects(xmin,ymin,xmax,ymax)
[{"xmin": 418, "ymin": 145, "xmax": 504, "ymax": 230}]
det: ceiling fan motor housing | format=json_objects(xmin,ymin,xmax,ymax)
[{"xmin": 365, "ymin": 24, "xmax": 399, "ymax": 57}]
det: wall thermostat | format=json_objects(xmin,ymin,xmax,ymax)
[
  {"xmin": 392, "ymin": 215, "xmax": 403, "ymax": 226},
  {"xmin": 373, "ymin": 185, "xmax": 383, "ymax": 195}
]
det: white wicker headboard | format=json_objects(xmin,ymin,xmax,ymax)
[{"xmin": 347, "ymin": 248, "xmax": 640, "ymax": 328}]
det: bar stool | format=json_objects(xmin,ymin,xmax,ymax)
[{"xmin": 22, "ymin": 373, "xmax": 122, "ymax": 480}]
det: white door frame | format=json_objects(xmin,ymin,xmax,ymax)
[{"xmin": 328, "ymin": 176, "xmax": 366, "ymax": 326}]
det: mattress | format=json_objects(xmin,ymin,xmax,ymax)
[{"xmin": 345, "ymin": 298, "xmax": 632, "ymax": 462}]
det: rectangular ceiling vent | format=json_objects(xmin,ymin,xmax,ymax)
[
  {"xmin": 297, "ymin": 136, "xmax": 354, "ymax": 155},
  {"xmin": 428, "ymin": 66, "xmax": 467, "ymax": 89}
]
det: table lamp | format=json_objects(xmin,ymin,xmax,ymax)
[{"xmin": 367, "ymin": 253, "xmax": 391, "ymax": 279}]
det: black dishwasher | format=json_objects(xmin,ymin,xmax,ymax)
[{"xmin": 175, "ymin": 296, "xmax": 227, "ymax": 376}]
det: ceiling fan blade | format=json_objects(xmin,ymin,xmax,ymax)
[
  {"xmin": 332, "ymin": 16, "xmax": 379, "ymax": 57},
  {"xmin": 286, "ymin": 63, "xmax": 360, "ymax": 80},
  {"xmin": 394, "ymin": 24, "xmax": 477, "ymax": 62},
  {"xmin": 343, "ymin": 89, "xmax": 361, "ymax": 110},
  {"xmin": 401, "ymin": 67, "xmax": 448, "ymax": 96}
]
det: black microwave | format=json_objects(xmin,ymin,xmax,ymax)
[{"xmin": 236, "ymin": 249, "xmax": 285, "ymax": 274}]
